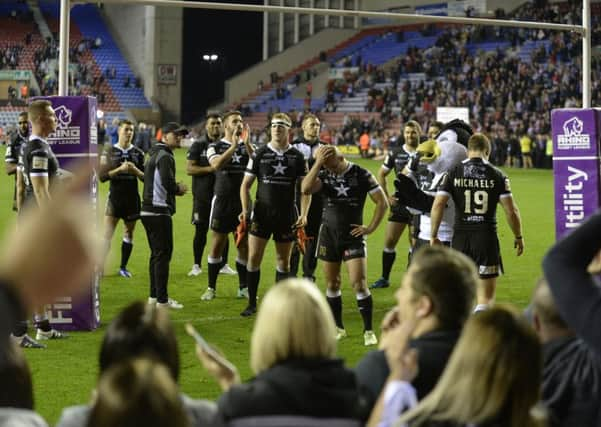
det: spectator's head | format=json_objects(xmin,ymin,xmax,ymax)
[
  {"xmin": 467, "ymin": 133, "xmax": 491, "ymax": 158},
  {"xmin": 427, "ymin": 120, "xmax": 444, "ymax": 139},
  {"xmin": 99, "ymin": 301, "xmax": 180, "ymax": 382},
  {"xmin": 302, "ymin": 113, "xmax": 321, "ymax": 141},
  {"xmin": 401, "ymin": 305, "xmax": 543, "ymax": 427},
  {"xmin": 403, "ymin": 120, "xmax": 422, "ymax": 149},
  {"xmin": 0, "ymin": 343, "xmax": 33, "ymax": 409},
  {"xmin": 204, "ymin": 112, "xmax": 223, "ymax": 141},
  {"xmin": 28, "ymin": 99, "xmax": 56, "ymax": 137},
  {"xmin": 87, "ymin": 358, "xmax": 189, "ymax": 427},
  {"xmin": 17, "ymin": 111, "xmax": 29, "ymax": 135},
  {"xmin": 397, "ymin": 246, "xmax": 476, "ymax": 334},
  {"xmin": 531, "ymin": 277, "xmax": 572, "ymax": 343},
  {"xmin": 250, "ymin": 278, "xmax": 337, "ymax": 374},
  {"xmin": 222, "ymin": 110, "xmax": 243, "ymax": 141},
  {"xmin": 118, "ymin": 120, "xmax": 135, "ymax": 146}
]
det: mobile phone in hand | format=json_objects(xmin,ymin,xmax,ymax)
[{"xmin": 185, "ymin": 323, "xmax": 237, "ymax": 372}]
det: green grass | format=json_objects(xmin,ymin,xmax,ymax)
[{"xmin": 0, "ymin": 147, "xmax": 555, "ymax": 424}]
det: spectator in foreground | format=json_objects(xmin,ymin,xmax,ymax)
[
  {"xmin": 357, "ymin": 245, "xmax": 476, "ymax": 415},
  {"xmin": 56, "ymin": 301, "xmax": 218, "ymax": 427},
  {"xmin": 531, "ymin": 277, "xmax": 601, "ymax": 426},
  {"xmin": 196, "ymin": 278, "xmax": 367, "ymax": 424},
  {"xmin": 372, "ymin": 306, "xmax": 544, "ymax": 427},
  {"xmin": 542, "ymin": 210, "xmax": 601, "ymax": 357},
  {"xmin": 86, "ymin": 358, "xmax": 189, "ymax": 427}
]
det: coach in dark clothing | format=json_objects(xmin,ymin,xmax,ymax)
[
  {"xmin": 532, "ymin": 278, "xmax": 601, "ymax": 427},
  {"xmin": 141, "ymin": 122, "xmax": 188, "ymax": 310},
  {"xmin": 356, "ymin": 245, "xmax": 477, "ymax": 414}
]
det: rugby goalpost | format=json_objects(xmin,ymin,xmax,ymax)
[{"xmin": 59, "ymin": 0, "xmax": 590, "ymax": 105}]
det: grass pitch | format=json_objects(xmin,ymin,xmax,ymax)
[{"xmin": 0, "ymin": 147, "xmax": 555, "ymax": 424}]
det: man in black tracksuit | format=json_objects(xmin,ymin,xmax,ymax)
[{"xmin": 141, "ymin": 122, "xmax": 188, "ymax": 309}]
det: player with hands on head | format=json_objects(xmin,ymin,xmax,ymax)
[{"xmin": 302, "ymin": 145, "xmax": 388, "ymax": 346}]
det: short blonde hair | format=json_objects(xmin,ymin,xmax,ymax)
[
  {"xmin": 250, "ymin": 278, "xmax": 337, "ymax": 374},
  {"xmin": 271, "ymin": 112, "xmax": 292, "ymax": 128},
  {"xmin": 28, "ymin": 99, "xmax": 52, "ymax": 122}
]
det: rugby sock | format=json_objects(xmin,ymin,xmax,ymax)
[
  {"xmin": 34, "ymin": 316, "xmax": 51, "ymax": 332},
  {"xmin": 221, "ymin": 239, "xmax": 230, "ymax": 269},
  {"xmin": 193, "ymin": 225, "xmax": 207, "ymax": 266},
  {"xmin": 326, "ymin": 289, "xmax": 344, "ymax": 329},
  {"xmin": 356, "ymin": 291, "xmax": 373, "ymax": 331},
  {"xmin": 236, "ymin": 259, "xmax": 248, "ymax": 289},
  {"xmin": 275, "ymin": 268, "xmax": 289, "ymax": 283},
  {"xmin": 207, "ymin": 257, "xmax": 222, "ymax": 290},
  {"xmin": 247, "ymin": 268, "xmax": 260, "ymax": 308},
  {"xmin": 13, "ymin": 320, "xmax": 28, "ymax": 337},
  {"xmin": 382, "ymin": 248, "xmax": 396, "ymax": 280},
  {"xmin": 289, "ymin": 247, "xmax": 300, "ymax": 277},
  {"xmin": 120, "ymin": 238, "xmax": 133, "ymax": 269},
  {"xmin": 473, "ymin": 304, "xmax": 489, "ymax": 313}
]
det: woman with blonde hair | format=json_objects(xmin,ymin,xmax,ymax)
[
  {"xmin": 373, "ymin": 306, "xmax": 544, "ymax": 427},
  {"xmin": 197, "ymin": 278, "xmax": 365, "ymax": 425}
]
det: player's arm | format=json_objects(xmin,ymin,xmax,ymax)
[
  {"xmin": 127, "ymin": 159, "xmax": 144, "ymax": 180},
  {"xmin": 301, "ymin": 145, "xmax": 332, "ymax": 195},
  {"xmin": 376, "ymin": 166, "xmax": 394, "ymax": 205},
  {"xmin": 208, "ymin": 140, "xmax": 239, "ymax": 170},
  {"xmin": 5, "ymin": 142, "xmax": 17, "ymax": 175},
  {"xmin": 186, "ymin": 159, "xmax": 214, "ymax": 176},
  {"xmin": 430, "ymin": 193, "xmax": 449, "ymax": 245},
  {"xmin": 239, "ymin": 173, "xmax": 255, "ymax": 223},
  {"xmin": 500, "ymin": 194, "xmax": 524, "ymax": 256},
  {"xmin": 365, "ymin": 187, "xmax": 388, "ymax": 234},
  {"xmin": 15, "ymin": 168, "xmax": 24, "ymax": 212},
  {"xmin": 31, "ymin": 175, "xmax": 50, "ymax": 207}
]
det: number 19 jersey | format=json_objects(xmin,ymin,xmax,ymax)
[{"xmin": 438, "ymin": 157, "xmax": 512, "ymax": 232}]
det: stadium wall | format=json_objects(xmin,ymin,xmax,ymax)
[
  {"xmin": 225, "ymin": 27, "xmax": 356, "ymax": 106},
  {"xmin": 103, "ymin": 5, "xmax": 183, "ymax": 121}
]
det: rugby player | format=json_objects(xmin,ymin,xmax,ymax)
[
  {"xmin": 239, "ymin": 113, "xmax": 309, "ymax": 317},
  {"xmin": 99, "ymin": 120, "xmax": 144, "ymax": 278},
  {"xmin": 430, "ymin": 133, "xmax": 524, "ymax": 311},
  {"xmin": 200, "ymin": 111, "xmax": 253, "ymax": 301},
  {"xmin": 302, "ymin": 145, "xmax": 388, "ymax": 346}
]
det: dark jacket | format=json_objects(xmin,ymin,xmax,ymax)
[
  {"xmin": 141, "ymin": 143, "xmax": 178, "ymax": 215},
  {"xmin": 542, "ymin": 336, "xmax": 601, "ymax": 427},
  {"xmin": 355, "ymin": 329, "xmax": 460, "ymax": 413},
  {"xmin": 217, "ymin": 358, "xmax": 366, "ymax": 422}
]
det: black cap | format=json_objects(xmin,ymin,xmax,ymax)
[{"xmin": 162, "ymin": 122, "xmax": 188, "ymax": 135}]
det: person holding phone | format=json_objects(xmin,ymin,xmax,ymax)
[{"xmin": 194, "ymin": 278, "xmax": 367, "ymax": 423}]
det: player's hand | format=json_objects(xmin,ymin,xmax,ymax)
[
  {"xmin": 388, "ymin": 195, "xmax": 398, "ymax": 207},
  {"xmin": 514, "ymin": 236, "xmax": 524, "ymax": 256},
  {"xmin": 430, "ymin": 237, "xmax": 442, "ymax": 246},
  {"xmin": 238, "ymin": 212, "xmax": 247, "ymax": 224},
  {"xmin": 314, "ymin": 145, "xmax": 335, "ymax": 165},
  {"xmin": 293, "ymin": 215, "xmax": 307, "ymax": 230},
  {"xmin": 350, "ymin": 224, "xmax": 370, "ymax": 237},
  {"xmin": 195, "ymin": 345, "xmax": 240, "ymax": 392},
  {"xmin": 241, "ymin": 124, "xmax": 250, "ymax": 144},
  {"xmin": 176, "ymin": 182, "xmax": 188, "ymax": 196}
]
